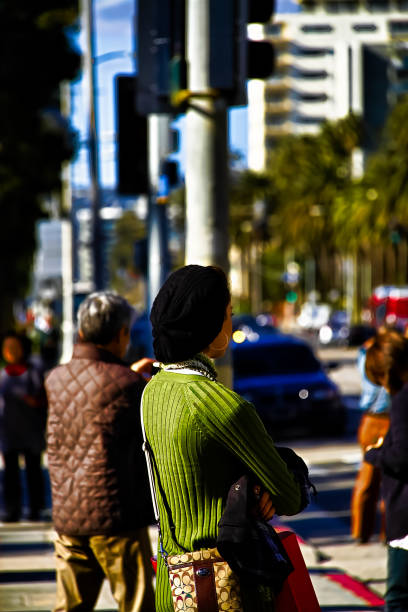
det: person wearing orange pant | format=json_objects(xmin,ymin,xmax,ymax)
[
  {"xmin": 350, "ymin": 331, "xmax": 394, "ymax": 543},
  {"xmin": 364, "ymin": 332, "xmax": 408, "ymax": 611}
]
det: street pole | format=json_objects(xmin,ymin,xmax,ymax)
[
  {"xmin": 60, "ymin": 81, "xmax": 74, "ymax": 363},
  {"xmin": 185, "ymin": 0, "xmax": 231, "ymax": 384},
  {"xmin": 146, "ymin": 114, "xmax": 171, "ymax": 356},
  {"xmin": 185, "ymin": 0, "xmax": 229, "ymax": 273},
  {"xmin": 82, "ymin": 0, "xmax": 103, "ymax": 291}
]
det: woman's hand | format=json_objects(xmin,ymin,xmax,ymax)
[
  {"xmin": 365, "ymin": 436, "xmax": 384, "ymax": 452},
  {"xmin": 130, "ymin": 357, "xmax": 155, "ymax": 379},
  {"xmin": 253, "ymin": 485, "xmax": 276, "ymax": 522}
]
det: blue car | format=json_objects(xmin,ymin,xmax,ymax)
[{"xmin": 232, "ymin": 332, "xmax": 346, "ymax": 439}]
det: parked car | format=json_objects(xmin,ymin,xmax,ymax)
[{"xmin": 232, "ymin": 332, "xmax": 346, "ymax": 439}]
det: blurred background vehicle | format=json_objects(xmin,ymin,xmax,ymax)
[
  {"xmin": 369, "ymin": 285, "xmax": 408, "ymax": 332},
  {"xmin": 347, "ymin": 323, "xmax": 376, "ymax": 347},
  {"xmin": 297, "ymin": 302, "xmax": 331, "ymax": 332},
  {"xmin": 317, "ymin": 310, "xmax": 375, "ymax": 347},
  {"xmin": 232, "ymin": 331, "xmax": 346, "ymax": 440},
  {"xmin": 319, "ymin": 310, "xmax": 350, "ymax": 346},
  {"xmin": 232, "ymin": 313, "xmax": 277, "ymax": 341}
]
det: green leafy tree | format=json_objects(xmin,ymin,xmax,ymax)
[
  {"xmin": 229, "ymin": 113, "xmax": 364, "ymax": 310},
  {"xmin": 268, "ymin": 114, "xmax": 363, "ymax": 256},
  {"xmin": 365, "ymin": 96, "xmax": 408, "ymax": 230},
  {"xmin": 0, "ymin": 1, "xmax": 80, "ymax": 331}
]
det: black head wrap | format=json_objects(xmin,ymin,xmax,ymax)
[{"xmin": 150, "ymin": 265, "xmax": 230, "ymax": 363}]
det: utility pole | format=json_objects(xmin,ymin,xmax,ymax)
[
  {"xmin": 185, "ymin": 0, "xmax": 230, "ymax": 384},
  {"xmin": 185, "ymin": 0, "xmax": 229, "ymax": 274},
  {"xmin": 82, "ymin": 0, "xmax": 103, "ymax": 291},
  {"xmin": 147, "ymin": 115, "xmax": 171, "ymax": 309},
  {"xmin": 60, "ymin": 81, "xmax": 74, "ymax": 363}
]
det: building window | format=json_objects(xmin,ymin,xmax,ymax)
[
  {"xmin": 291, "ymin": 43, "xmax": 334, "ymax": 56},
  {"xmin": 301, "ymin": 24, "xmax": 333, "ymax": 33},
  {"xmin": 295, "ymin": 115, "xmax": 325, "ymax": 124},
  {"xmin": 292, "ymin": 91, "xmax": 328, "ymax": 102},
  {"xmin": 292, "ymin": 67, "xmax": 328, "ymax": 79},
  {"xmin": 352, "ymin": 23, "xmax": 378, "ymax": 32},
  {"xmin": 325, "ymin": 1, "xmax": 359, "ymax": 12},
  {"xmin": 366, "ymin": 0, "xmax": 390, "ymax": 10},
  {"xmin": 390, "ymin": 21, "xmax": 408, "ymax": 34},
  {"xmin": 266, "ymin": 115, "xmax": 288, "ymax": 126}
]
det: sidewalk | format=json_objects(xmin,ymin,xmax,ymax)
[
  {"xmin": 297, "ymin": 533, "xmax": 386, "ymax": 611},
  {"xmin": 288, "ymin": 438, "xmax": 387, "ymax": 611},
  {"xmin": 0, "ymin": 519, "xmax": 386, "ymax": 611}
]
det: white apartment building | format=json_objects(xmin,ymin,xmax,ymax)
[{"xmin": 248, "ymin": 1, "xmax": 408, "ymax": 170}]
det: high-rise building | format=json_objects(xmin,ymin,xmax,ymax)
[{"xmin": 248, "ymin": 1, "xmax": 408, "ymax": 169}]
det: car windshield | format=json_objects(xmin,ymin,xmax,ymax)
[{"xmin": 233, "ymin": 343, "xmax": 321, "ymax": 377}]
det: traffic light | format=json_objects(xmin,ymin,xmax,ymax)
[
  {"xmin": 232, "ymin": 0, "xmax": 275, "ymax": 105},
  {"xmin": 115, "ymin": 75, "xmax": 148, "ymax": 195},
  {"xmin": 136, "ymin": 0, "xmax": 186, "ymax": 114},
  {"xmin": 136, "ymin": 0, "xmax": 275, "ymax": 112}
]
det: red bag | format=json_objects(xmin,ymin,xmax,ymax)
[{"xmin": 275, "ymin": 530, "xmax": 321, "ymax": 611}]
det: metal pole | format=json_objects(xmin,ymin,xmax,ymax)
[
  {"xmin": 82, "ymin": 0, "xmax": 103, "ymax": 291},
  {"xmin": 185, "ymin": 0, "xmax": 231, "ymax": 385},
  {"xmin": 185, "ymin": 0, "xmax": 229, "ymax": 273},
  {"xmin": 60, "ymin": 82, "xmax": 74, "ymax": 363},
  {"xmin": 147, "ymin": 115, "xmax": 171, "ymax": 304}
]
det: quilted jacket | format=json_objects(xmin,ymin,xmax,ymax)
[{"xmin": 45, "ymin": 342, "xmax": 153, "ymax": 536}]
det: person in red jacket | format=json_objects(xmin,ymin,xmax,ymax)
[
  {"xmin": 46, "ymin": 291, "xmax": 155, "ymax": 612},
  {"xmin": 0, "ymin": 331, "xmax": 47, "ymax": 522}
]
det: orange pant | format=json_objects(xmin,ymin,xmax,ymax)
[{"xmin": 351, "ymin": 412, "xmax": 389, "ymax": 542}]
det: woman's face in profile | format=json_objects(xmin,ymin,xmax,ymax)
[
  {"xmin": 204, "ymin": 302, "xmax": 233, "ymax": 359},
  {"xmin": 224, "ymin": 302, "xmax": 233, "ymax": 340}
]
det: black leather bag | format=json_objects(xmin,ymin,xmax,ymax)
[{"xmin": 217, "ymin": 475, "xmax": 294, "ymax": 593}]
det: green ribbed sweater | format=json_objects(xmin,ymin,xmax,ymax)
[{"xmin": 143, "ymin": 369, "xmax": 301, "ymax": 611}]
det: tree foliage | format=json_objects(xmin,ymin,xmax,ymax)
[
  {"xmin": 0, "ymin": 0, "xmax": 80, "ymax": 330},
  {"xmin": 230, "ymin": 99, "xmax": 408, "ymax": 313},
  {"xmin": 110, "ymin": 210, "xmax": 146, "ymax": 296}
]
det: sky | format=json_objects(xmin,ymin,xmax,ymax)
[{"xmin": 71, "ymin": 0, "xmax": 299, "ymax": 189}]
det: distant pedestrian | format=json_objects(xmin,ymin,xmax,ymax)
[
  {"xmin": 350, "ymin": 331, "xmax": 394, "ymax": 543},
  {"xmin": 46, "ymin": 291, "xmax": 155, "ymax": 612},
  {"xmin": 364, "ymin": 331, "xmax": 408, "ymax": 611},
  {"xmin": 0, "ymin": 330, "xmax": 47, "ymax": 522}
]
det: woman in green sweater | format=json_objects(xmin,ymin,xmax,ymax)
[{"xmin": 143, "ymin": 265, "xmax": 302, "ymax": 611}]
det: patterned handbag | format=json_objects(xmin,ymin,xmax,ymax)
[
  {"xmin": 167, "ymin": 548, "xmax": 242, "ymax": 611},
  {"xmin": 140, "ymin": 391, "xmax": 243, "ymax": 612}
]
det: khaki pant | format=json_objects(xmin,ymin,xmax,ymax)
[
  {"xmin": 53, "ymin": 528, "xmax": 155, "ymax": 612},
  {"xmin": 351, "ymin": 412, "xmax": 390, "ymax": 542}
]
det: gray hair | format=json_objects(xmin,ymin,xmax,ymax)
[{"xmin": 77, "ymin": 291, "xmax": 133, "ymax": 345}]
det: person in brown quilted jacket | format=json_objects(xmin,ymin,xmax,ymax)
[{"xmin": 45, "ymin": 291, "xmax": 155, "ymax": 612}]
